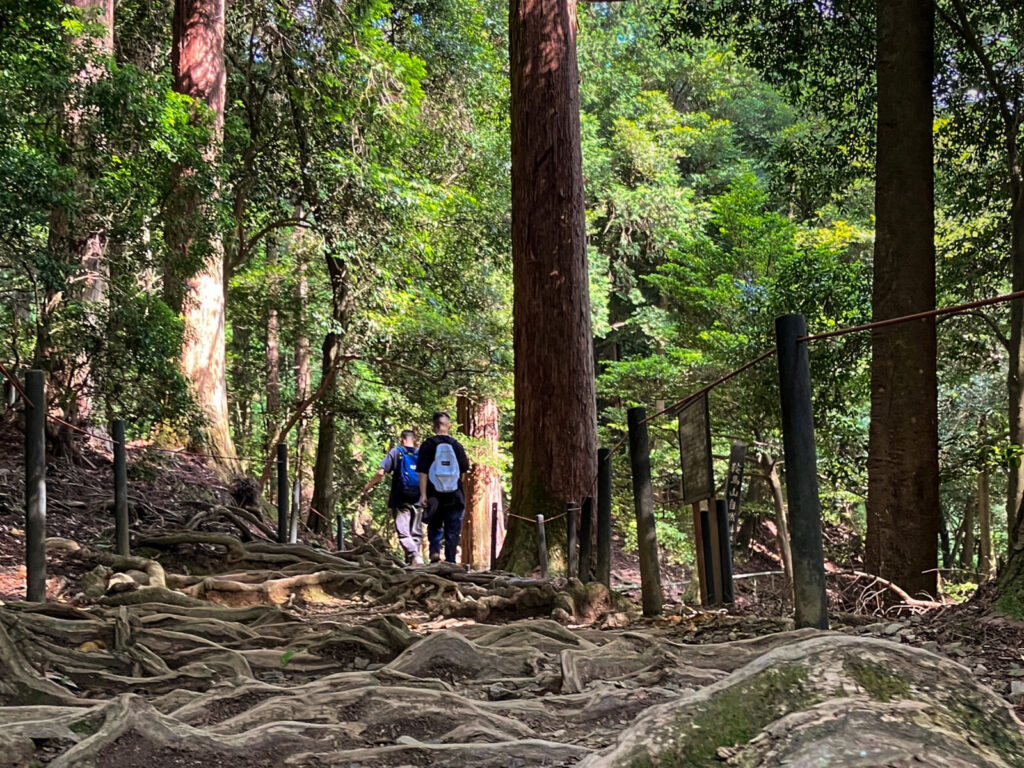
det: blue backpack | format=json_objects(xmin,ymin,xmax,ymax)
[{"xmin": 397, "ymin": 448, "xmax": 420, "ymax": 494}]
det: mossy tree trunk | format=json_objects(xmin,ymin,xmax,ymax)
[{"xmin": 500, "ymin": 0, "xmax": 597, "ymax": 574}]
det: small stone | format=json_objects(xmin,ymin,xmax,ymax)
[
  {"xmin": 1010, "ymin": 666, "xmax": 1024, "ymax": 677},
  {"xmin": 488, "ymin": 684, "xmax": 516, "ymax": 701},
  {"xmin": 900, "ymin": 633, "xmax": 916, "ymax": 643},
  {"xmin": 395, "ymin": 736, "xmax": 420, "ymax": 746},
  {"xmin": 1011, "ymin": 681, "xmax": 1024, "ymax": 697},
  {"xmin": 922, "ymin": 641, "xmax": 939, "ymax": 653},
  {"xmin": 945, "ymin": 641, "xmax": 963, "ymax": 650},
  {"xmin": 883, "ymin": 622, "xmax": 904, "ymax": 636},
  {"xmin": 352, "ymin": 656, "xmax": 369, "ymax": 670},
  {"xmin": 909, "ymin": 614, "xmax": 922, "ymax": 624},
  {"xmin": 106, "ymin": 572, "xmax": 138, "ymax": 594},
  {"xmin": 863, "ymin": 622, "xmax": 886, "ymax": 635},
  {"xmin": 728, "ymin": 632, "xmax": 738, "ymax": 641},
  {"xmin": 551, "ymin": 607, "xmax": 573, "ymax": 625},
  {"xmin": 974, "ymin": 664, "xmax": 988, "ymax": 675}
]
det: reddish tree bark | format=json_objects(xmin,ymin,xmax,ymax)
[
  {"xmin": 865, "ymin": 0, "xmax": 938, "ymax": 597},
  {"xmin": 458, "ymin": 397, "xmax": 504, "ymax": 569},
  {"xmin": 169, "ymin": 0, "xmax": 236, "ymax": 465},
  {"xmin": 498, "ymin": 0, "xmax": 598, "ymax": 574}
]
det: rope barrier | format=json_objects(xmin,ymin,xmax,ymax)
[
  {"xmin": 606, "ymin": 347, "xmax": 777, "ymax": 457},
  {"xmin": 506, "ymin": 511, "xmax": 567, "ymax": 525},
  {"xmin": 799, "ymin": 288, "xmax": 1024, "ymax": 343},
  {"xmin": 0, "ymin": 360, "xmax": 33, "ymax": 408}
]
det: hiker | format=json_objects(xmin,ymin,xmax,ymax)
[
  {"xmin": 359, "ymin": 430, "xmax": 424, "ymax": 565},
  {"xmin": 417, "ymin": 411, "xmax": 470, "ymax": 563}
]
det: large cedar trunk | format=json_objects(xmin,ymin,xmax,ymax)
[
  {"xmin": 498, "ymin": 0, "xmax": 598, "ymax": 574},
  {"xmin": 170, "ymin": 0, "xmax": 236, "ymax": 465},
  {"xmin": 458, "ymin": 396, "xmax": 504, "ymax": 569},
  {"xmin": 865, "ymin": 0, "xmax": 939, "ymax": 598}
]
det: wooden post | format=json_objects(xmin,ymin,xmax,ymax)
[
  {"xmin": 706, "ymin": 495, "xmax": 724, "ymax": 603},
  {"xmin": 490, "ymin": 502, "xmax": 499, "ymax": 569},
  {"xmin": 776, "ymin": 313, "xmax": 829, "ymax": 629},
  {"xmin": 25, "ymin": 370, "xmax": 46, "ymax": 602},
  {"xmin": 566, "ymin": 500, "xmax": 579, "ymax": 579},
  {"xmin": 112, "ymin": 418, "xmax": 129, "ymax": 556},
  {"xmin": 536, "ymin": 514, "xmax": 549, "ymax": 578},
  {"xmin": 290, "ymin": 478, "xmax": 300, "ymax": 544},
  {"xmin": 336, "ymin": 514, "xmax": 344, "ymax": 552},
  {"xmin": 716, "ymin": 499, "xmax": 735, "ymax": 603},
  {"xmin": 627, "ymin": 406, "xmax": 662, "ymax": 616},
  {"xmin": 699, "ymin": 505, "xmax": 716, "ymax": 603},
  {"xmin": 692, "ymin": 502, "xmax": 708, "ymax": 605},
  {"xmin": 277, "ymin": 443, "xmax": 288, "ymax": 544},
  {"xmin": 596, "ymin": 449, "xmax": 612, "ymax": 587},
  {"xmin": 579, "ymin": 496, "xmax": 593, "ymax": 581}
]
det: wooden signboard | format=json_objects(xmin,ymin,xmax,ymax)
[
  {"xmin": 678, "ymin": 394, "xmax": 714, "ymax": 505},
  {"xmin": 725, "ymin": 441, "xmax": 746, "ymax": 521}
]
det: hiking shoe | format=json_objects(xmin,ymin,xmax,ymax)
[
  {"xmin": 429, "ymin": 553, "xmax": 441, "ymax": 563},
  {"xmin": 411, "ymin": 553, "xmax": 424, "ymax": 566}
]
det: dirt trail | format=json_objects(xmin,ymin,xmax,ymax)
[{"xmin": 1, "ymin": 533, "xmax": 1023, "ymax": 767}]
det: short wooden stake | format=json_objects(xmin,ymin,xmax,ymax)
[
  {"xmin": 336, "ymin": 514, "xmax": 345, "ymax": 552},
  {"xmin": 566, "ymin": 500, "xmax": 579, "ymax": 579},
  {"xmin": 490, "ymin": 502, "xmax": 499, "ymax": 569},
  {"xmin": 596, "ymin": 449, "xmax": 612, "ymax": 587},
  {"xmin": 276, "ymin": 443, "xmax": 288, "ymax": 544},
  {"xmin": 290, "ymin": 478, "xmax": 300, "ymax": 544},
  {"xmin": 25, "ymin": 369, "xmax": 46, "ymax": 602},
  {"xmin": 536, "ymin": 514, "xmax": 549, "ymax": 579},
  {"xmin": 112, "ymin": 418, "xmax": 129, "ymax": 556},
  {"xmin": 578, "ymin": 496, "xmax": 593, "ymax": 582},
  {"xmin": 716, "ymin": 499, "xmax": 735, "ymax": 603},
  {"xmin": 692, "ymin": 502, "xmax": 709, "ymax": 606}
]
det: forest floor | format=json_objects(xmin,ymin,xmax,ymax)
[{"xmin": 1, "ymin": 423, "xmax": 1023, "ymax": 766}]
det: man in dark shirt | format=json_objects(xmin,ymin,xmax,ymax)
[
  {"xmin": 360, "ymin": 430, "xmax": 424, "ymax": 565},
  {"xmin": 417, "ymin": 411, "xmax": 470, "ymax": 563}
]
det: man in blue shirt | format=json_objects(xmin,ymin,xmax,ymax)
[{"xmin": 360, "ymin": 430, "xmax": 424, "ymax": 565}]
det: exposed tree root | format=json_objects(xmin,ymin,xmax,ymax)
[{"xmin": 2, "ymin": 534, "xmax": 1023, "ymax": 766}]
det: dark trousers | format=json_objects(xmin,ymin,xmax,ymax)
[
  {"xmin": 392, "ymin": 503, "xmax": 423, "ymax": 562},
  {"xmin": 426, "ymin": 490, "xmax": 465, "ymax": 562}
]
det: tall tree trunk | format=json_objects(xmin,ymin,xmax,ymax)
[
  {"xmin": 978, "ymin": 469, "xmax": 994, "ymax": 578},
  {"xmin": 310, "ymin": 333, "xmax": 338, "ymax": 535},
  {"xmin": 960, "ymin": 499, "xmax": 976, "ymax": 570},
  {"xmin": 294, "ymin": 241, "xmax": 313, "ymax": 515},
  {"xmin": 1007, "ymin": 185, "xmax": 1024, "ymax": 539},
  {"xmin": 865, "ymin": 0, "xmax": 938, "ymax": 597},
  {"xmin": 761, "ymin": 453, "xmax": 793, "ymax": 584},
  {"xmin": 169, "ymin": 0, "xmax": 236, "ymax": 466},
  {"xmin": 265, "ymin": 237, "xmax": 281, "ymax": 451},
  {"xmin": 458, "ymin": 396, "xmax": 504, "ymax": 569},
  {"xmin": 499, "ymin": 0, "xmax": 598, "ymax": 574}
]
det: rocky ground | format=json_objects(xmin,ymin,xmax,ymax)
[{"xmin": 1, "ymin": 425, "xmax": 1024, "ymax": 766}]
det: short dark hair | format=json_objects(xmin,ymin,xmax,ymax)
[
  {"xmin": 432, "ymin": 411, "xmax": 450, "ymax": 426},
  {"xmin": 400, "ymin": 429, "xmax": 416, "ymax": 441}
]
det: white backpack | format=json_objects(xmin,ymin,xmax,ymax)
[{"xmin": 429, "ymin": 442, "xmax": 460, "ymax": 492}]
